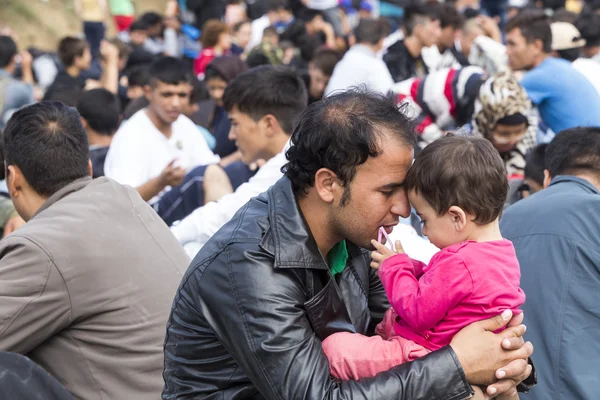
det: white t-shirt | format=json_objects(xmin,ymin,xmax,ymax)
[
  {"xmin": 104, "ymin": 110, "xmax": 220, "ymax": 198},
  {"xmin": 572, "ymin": 58, "xmax": 600, "ymax": 95},
  {"xmin": 249, "ymin": 15, "xmax": 270, "ymax": 50}
]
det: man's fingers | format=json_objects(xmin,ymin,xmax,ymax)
[
  {"xmin": 495, "ymin": 358, "xmax": 528, "ymax": 380},
  {"xmin": 500, "ymin": 324, "xmax": 526, "ymax": 340},
  {"xmin": 477, "ymin": 310, "xmax": 512, "ymax": 332},
  {"xmin": 487, "ymin": 379, "xmax": 517, "ymax": 398},
  {"xmin": 506, "ymin": 312, "xmax": 524, "ymax": 328},
  {"xmin": 501, "ymin": 335, "xmax": 525, "ymax": 350}
]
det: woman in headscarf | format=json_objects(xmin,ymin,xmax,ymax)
[{"xmin": 471, "ymin": 70, "xmax": 537, "ymax": 177}]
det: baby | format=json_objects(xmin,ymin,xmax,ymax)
[{"xmin": 322, "ymin": 135, "xmax": 526, "ymax": 399}]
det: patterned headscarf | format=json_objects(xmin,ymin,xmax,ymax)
[
  {"xmin": 472, "ymin": 71, "xmax": 538, "ymax": 176},
  {"xmin": 472, "ymin": 70, "xmax": 532, "ymax": 137}
]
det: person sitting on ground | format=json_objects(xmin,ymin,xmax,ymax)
[
  {"xmin": 506, "ymin": 9, "xmax": 600, "ymax": 134},
  {"xmin": 301, "ymin": 47, "xmax": 340, "ymax": 104},
  {"xmin": 104, "ymin": 57, "xmax": 219, "ymax": 203},
  {"xmin": 471, "ymin": 70, "xmax": 538, "ymax": 177},
  {"xmin": 231, "ymin": 20, "xmax": 252, "ymax": 55},
  {"xmin": 383, "ymin": 2, "xmax": 441, "ymax": 83},
  {"xmin": 501, "ymin": 127, "xmax": 600, "ymax": 400},
  {"xmin": 0, "ymin": 35, "xmax": 34, "ymax": 129},
  {"xmin": 246, "ymin": 26, "xmax": 285, "ymax": 66},
  {"xmin": 195, "ymin": 20, "xmax": 232, "ymax": 79},
  {"xmin": 44, "ymin": 37, "xmax": 120, "ymax": 103},
  {"xmin": 322, "ymin": 135, "xmax": 526, "ymax": 400},
  {"xmin": 325, "ymin": 18, "xmax": 394, "ymax": 95},
  {"xmin": 123, "ymin": 20, "xmax": 157, "ymax": 74},
  {"xmin": 550, "ymin": 21, "xmax": 600, "ymax": 94},
  {"xmin": 163, "ymin": 88, "xmax": 535, "ymax": 398},
  {"xmin": 76, "ymin": 88, "xmax": 121, "ymax": 178},
  {"xmin": 169, "ymin": 65, "xmax": 308, "ymax": 253},
  {"xmin": 195, "ymin": 55, "xmax": 248, "ymax": 160},
  {"xmin": 0, "ymin": 101, "xmax": 189, "ymax": 399}
]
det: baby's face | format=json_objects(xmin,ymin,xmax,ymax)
[{"xmin": 408, "ymin": 191, "xmax": 463, "ymax": 250}]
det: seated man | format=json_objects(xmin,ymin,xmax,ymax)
[
  {"xmin": 0, "ymin": 101, "xmax": 190, "ymax": 399},
  {"xmin": 169, "ymin": 65, "xmax": 308, "ymax": 252},
  {"xmin": 76, "ymin": 88, "xmax": 121, "ymax": 178},
  {"xmin": 104, "ymin": 56, "xmax": 220, "ymax": 203},
  {"xmin": 501, "ymin": 127, "xmax": 600, "ymax": 400},
  {"xmin": 163, "ymin": 89, "xmax": 535, "ymax": 398}
]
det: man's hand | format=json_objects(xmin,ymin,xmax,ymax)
[
  {"xmin": 159, "ymin": 160, "xmax": 186, "ymax": 188},
  {"xmin": 450, "ymin": 310, "xmax": 533, "ymax": 398},
  {"xmin": 3, "ymin": 215, "xmax": 25, "ymax": 237},
  {"xmin": 100, "ymin": 40, "xmax": 120, "ymax": 63},
  {"xmin": 19, "ymin": 50, "xmax": 32, "ymax": 69},
  {"xmin": 370, "ymin": 239, "xmax": 403, "ymax": 269}
]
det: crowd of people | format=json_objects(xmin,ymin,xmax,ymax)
[{"xmin": 0, "ymin": 0, "xmax": 599, "ymax": 399}]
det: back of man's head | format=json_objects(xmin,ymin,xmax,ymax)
[
  {"xmin": 524, "ymin": 143, "xmax": 548, "ymax": 187},
  {"xmin": 58, "ymin": 36, "xmax": 88, "ymax": 67},
  {"xmin": 148, "ymin": 56, "xmax": 190, "ymax": 88},
  {"xmin": 0, "ymin": 35, "xmax": 17, "ymax": 69},
  {"xmin": 77, "ymin": 89, "xmax": 121, "ymax": 136},
  {"xmin": 403, "ymin": 2, "xmax": 438, "ymax": 37},
  {"xmin": 223, "ymin": 65, "xmax": 307, "ymax": 135},
  {"xmin": 546, "ymin": 127, "xmax": 600, "ymax": 180},
  {"xmin": 576, "ymin": 13, "xmax": 600, "ymax": 51},
  {"xmin": 355, "ymin": 18, "xmax": 389, "ymax": 46},
  {"xmin": 3, "ymin": 101, "xmax": 90, "ymax": 197},
  {"xmin": 505, "ymin": 9, "xmax": 553, "ymax": 53},
  {"xmin": 267, "ymin": 0, "xmax": 288, "ymax": 13},
  {"xmin": 283, "ymin": 88, "xmax": 417, "ymax": 196}
]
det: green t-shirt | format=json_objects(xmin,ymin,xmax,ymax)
[
  {"xmin": 109, "ymin": 0, "xmax": 134, "ymax": 16},
  {"xmin": 328, "ymin": 240, "xmax": 348, "ymax": 277}
]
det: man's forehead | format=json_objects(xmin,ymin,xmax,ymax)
[{"xmin": 155, "ymin": 81, "xmax": 191, "ymax": 91}]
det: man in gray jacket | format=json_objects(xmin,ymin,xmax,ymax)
[
  {"xmin": 501, "ymin": 126, "xmax": 600, "ymax": 400},
  {"xmin": 0, "ymin": 101, "xmax": 190, "ymax": 399}
]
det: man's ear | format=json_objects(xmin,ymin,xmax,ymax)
[
  {"xmin": 88, "ymin": 159, "xmax": 93, "ymax": 178},
  {"xmin": 7, "ymin": 165, "xmax": 22, "ymax": 198},
  {"xmin": 262, "ymin": 114, "xmax": 282, "ymax": 138},
  {"xmin": 314, "ymin": 168, "xmax": 340, "ymax": 204},
  {"xmin": 80, "ymin": 117, "xmax": 89, "ymax": 130},
  {"xmin": 448, "ymin": 205, "xmax": 468, "ymax": 232},
  {"xmin": 543, "ymin": 169, "xmax": 552, "ymax": 189}
]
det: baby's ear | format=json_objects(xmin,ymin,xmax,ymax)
[{"xmin": 448, "ymin": 206, "xmax": 468, "ymax": 231}]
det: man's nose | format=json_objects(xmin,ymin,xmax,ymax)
[
  {"xmin": 390, "ymin": 194, "xmax": 411, "ymax": 219},
  {"xmin": 228, "ymin": 128, "xmax": 236, "ymax": 141}
]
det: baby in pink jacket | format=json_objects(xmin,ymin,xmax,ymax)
[{"xmin": 322, "ymin": 135, "xmax": 526, "ymax": 399}]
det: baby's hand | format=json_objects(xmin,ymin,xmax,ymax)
[{"xmin": 370, "ymin": 240, "xmax": 404, "ymax": 270}]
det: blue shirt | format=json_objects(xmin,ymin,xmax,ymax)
[
  {"xmin": 0, "ymin": 69, "xmax": 34, "ymax": 129},
  {"xmin": 500, "ymin": 176, "xmax": 600, "ymax": 400},
  {"xmin": 521, "ymin": 57, "xmax": 600, "ymax": 133}
]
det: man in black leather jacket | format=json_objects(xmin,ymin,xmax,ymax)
[{"xmin": 163, "ymin": 89, "xmax": 535, "ymax": 399}]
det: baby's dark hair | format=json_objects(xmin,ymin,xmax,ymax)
[{"xmin": 406, "ymin": 135, "xmax": 508, "ymax": 224}]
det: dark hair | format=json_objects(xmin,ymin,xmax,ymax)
[
  {"xmin": 557, "ymin": 47, "xmax": 581, "ymax": 62},
  {"xmin": 552, "ymin": 8, "xmax": 578, "ymax": 24},
  {"xmin": 283, "ymin": 88, "xmax": 416, "ymax": 199},
  {"xmin": 58, "ymin": 36, "xmax": 88, "ymax": 67},
  {"xmin": 201, "ymin": 20, "xmax": 230, "ymax": 48},
  {"xmin": 524, "ymin": 143, "xmax": 548, "ymax": 185},
  {"xmin": 77, "ymin": 89, "xmax": 121, "ymax": 136},
  {"xmin": 44, "ymin": 85, "xmax": 82, "ymax": 107},
  {"xmin": 141, "ymin": 12, "xmax": 163, "ymax": 26},
  {"xmin": 267, "ymin": 0, "xmax": 289, "ymax": 12},
  {"xmin": 149, "ymin": 56, "xmax": 191, "ymax": 87},
  {"xmin": 0, "ymin": 35, "xmax": 17, "ymax": 68},
  {"xmin": 298, "ymin": 8, "xmax": 323, "ymax": 23},
  {"xmin": 545, "ymin": 126, "xmax": 600, "ymax": 178},
  {"xmin": 355, "ymin": 18, "xmax": 389, "ymax": 45},
  {"xmin": 204, "ymin": 65, "xmax": 226, "ymax": 82},
  {"xmin": 127, "ymin": 65, "xmax": 151, "ymax": 87},
  {"xmin": 404, "ymin": 2, "xmax": 439, "ymax": 36},
  {"xmin": 439, "ymin": 3, "xmax": 465, "ymax": 29},
  {"xmin": 3, "ymin": 102, "xmax": 90, "ymax": 197},
  {"xmin": 233, "ymin": 20, "xmax": 251, "ymax": 33},
  {"xmin": 310, "ymin": 47, "xmax": 341, "ymax": 77},
  {"xmin": 406, "ymin": 135, "xmax": 508, "ymax": 224},
  {"xmin": 505, "ymin": 9, "xmax": 553, "ymax": 53},
  {"xmin": 107, "ymin": 38, "xmax": 132, "ymax": 60},
  {"xmin": 223, "ymin": 66, "xmax": 307, "ymax": 135},
  {"xmin": 576, "ymin": 14, "xmax": 600, "ymax": 47},
  {"xmin": 263, "ymin": 26, "xmax": 278, "ymax": 37},
  {"xmin": 246, "ymin": 52, "xmax": 272, "ymax": 68},
  {"xmin": 129, "ymin": 19, "xmax": 149, "ymax": 33}
]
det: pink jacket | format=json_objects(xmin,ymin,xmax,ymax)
[{"xmin": 378, "ymin": 240, "xmax": 526, "ymax": 351}]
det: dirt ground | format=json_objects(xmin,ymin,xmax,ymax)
[{"xmin": 0, "ymin": 0, "xmax": 168, "ymax": 51}]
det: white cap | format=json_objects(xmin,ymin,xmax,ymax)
[{"xmin": 551, "ymin": 22, "xmax": 587, "ymax": 51}]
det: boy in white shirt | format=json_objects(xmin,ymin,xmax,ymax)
[{"xmin": 104, "ymin": 57, "xmax": 219, "ymax": 202}]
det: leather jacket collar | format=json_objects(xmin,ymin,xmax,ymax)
[{"xmin": 260, "ymin": 177, "xmax": 366, "ymax": 270}]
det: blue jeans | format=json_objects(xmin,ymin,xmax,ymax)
[{"xmin": 83, "ymin": 21, "xmax": 105, "ymax": 61}]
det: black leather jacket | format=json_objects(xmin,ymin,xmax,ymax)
[{"xmin": 162, "ymin": 177, "xmax": 476, "ymax": 399}]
